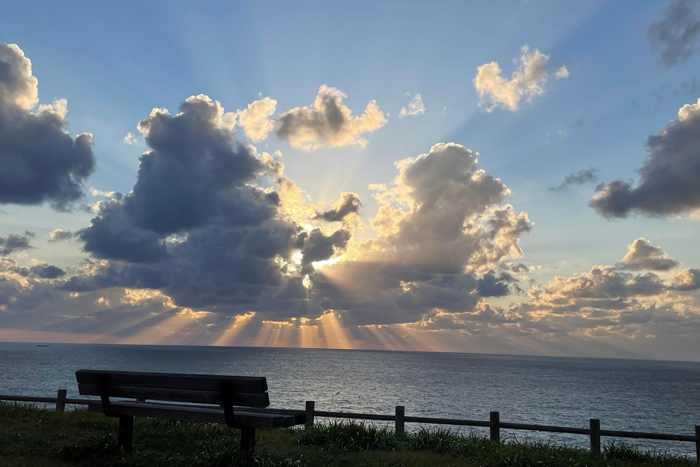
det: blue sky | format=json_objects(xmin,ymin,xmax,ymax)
[{"xmin": 2, "ymin": 0, "xmax": 700, "ymax": 359}]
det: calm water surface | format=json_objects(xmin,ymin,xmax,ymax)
[{"xmin": 1, "ymin": 343, "xmax": 698, "ymax": 455}]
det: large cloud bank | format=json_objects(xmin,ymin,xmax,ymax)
[{"xmin": 2, "ymin": 45, "xmax": 700, "ymax": 359}]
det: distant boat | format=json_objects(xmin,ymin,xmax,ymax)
[{"xmin": 36, "ymin": 344, "xmax": 49, "ymax": 347}]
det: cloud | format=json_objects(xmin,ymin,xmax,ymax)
[
  {"xmin": 67, "ymin": 93, "xmax": 353, "ymax": 316},
  {"xmin": 505, "ymin": 262, "xmax": 529, "ymax": 273},
  {"xmin": 399, "ymin": 93, "xmax": 425, "ymax": 118},
  {"xmin": 478, "ymin": 270, "xmax": 519, "ymax": 297},
  {"xmin": 369, "ymin": 143, "xmax": 531, "ymax": 273},
  {"xmin": 236, "ymin": 97, "xmax": 277, "ymax": 142},
  {"xmin": 77, "ymin": 95, "xmax": 282, "ymax": 262},
  {"xmin": 314, "ymin": 192, "xmax": 362, "ymax": 222},
  {"xmin": 549, "ymin": 167, "xmax": 599, "ymax": 192},
  {"xmin": 0, "ymin": 231, "xmax": 34, "ymax": 256},
  {"xmin": 617, "ymin": 238, "xmax": 680, "ymax": 271},
  {"xmin": 299, "ymin": 228, "xmax": 350, "ymax": 274},
  {"xmin": 123, "ymin": 132, "xmax": 138, "ymax": 145},
  {"xmin": 473, "ymin": 45, "xmax": 568, "ymax": 112},
  {"xmin": 19, "ymin": 140, "xmax": 530, "ymax": 335},
  {"xmin": 557, "ymin": 117, "xmax": 584, "ymax": 136},
  {"xmin": 537, "ymin": 265, "xmax": 665, "ymax": 301},
  {"xmin": 78, "ymin": 198, "xmax": 168, "ymax": 263},
  {"xmin": 48, "ymin": 229, "xmax": 74, "ymax": 242},
  {"xmin": 647, "ymin": 0, "xmax": 700, "ymax": 66},
  {"xmin": 554, "ymin": 66, "xmax": 570, "ymax": 79},
  {"xmin": 274, "ymin": 85, "xmax": 387, "ymax": 149},
  {"xmin": 0, "ymin": 257, "xmax": 64, "ymax": 279},
  {"xmin": 0, "ymin": 43, "xmax": 95, "ymax": 211},
  {"xmin": 310, "ymin": 143, "xmax": 532, "ymax": 325},
  {"xmin": 591, "ymin": 98, "xmax": 700, "ymax": 218},
  {"xmin": 671, "ymin": 268, "xmax": 700, "ymax": 290},
  {"xmin": 26, "ymin": 263, "xmax": 66, "ymax": 279},
  {"xmin": 502, "ymin": 238, "xmax": 700, "ymax": 350}
]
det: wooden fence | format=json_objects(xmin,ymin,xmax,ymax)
[{"xmin": 1, "ymin": 391, "xmax": 698, "ymax": 459}]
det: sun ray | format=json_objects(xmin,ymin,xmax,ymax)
[{"xmin": 212, "ymin": 312, "xmax": 256, "ymax": 346}]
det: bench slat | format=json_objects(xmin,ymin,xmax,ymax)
[
  {"xmin": 78, "ymin": 384, "xmax": 270, "ymax": 407},
  {"xmin": 76, "ymin": 370, "xmax": 267, "ymax": 394},
  {"xmin": 86, "ymin": 402, "xmax": 302, "ymax": 429}
]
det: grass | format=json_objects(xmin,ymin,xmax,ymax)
[{"xmin": 0, "ymin": 403, "xmax": 697, "ymax": 467}]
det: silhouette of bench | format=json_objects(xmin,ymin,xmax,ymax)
[{"xmin": 76, "ymin": 369, "xmax": 305, "ymax": 453}]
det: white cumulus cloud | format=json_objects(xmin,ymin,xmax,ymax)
[
  {"xmin": 236, "ymin": 97, "xmax": 277, "ymax": 142},
  {"xmin": 473, "ymin": 45, "xmax": 568, "ymax": 112},
  {"xmin": 275, "ymin": 85, "xmax": 387, "ymax": 150},
  {"xmin": 399, "ymin": 93, "xmax": 425, "ymax": 118}
]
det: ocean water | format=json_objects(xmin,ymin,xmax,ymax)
[{"xmin": 0, "ymin": 342, "xmax": 698, "ymax": 456}]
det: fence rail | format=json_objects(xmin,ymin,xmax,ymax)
[{"xmin": 1, "ymin": 391, "xmax": 698, "ymax": 459}]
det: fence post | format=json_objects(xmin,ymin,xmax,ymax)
[
  {"xmin": 590, "ymin": 419, "xmax": 601, "ymax": 453},
  {"xmin": 55, "ymin": 389, "xmax": 67, "ymax": 413},
  {"xmin": 395, "ymin": 406, "xmax": 405, "ymax": 436},
  {"xmin": 305, "ymin": 401, "xmax": 315, "ymax": 428},
  {"xmin": 490, "ymin": 411, "xmax": 500, "ymax": 442},
  {"xmin": 695, "ymin": 425, "xmax": 699, "ymax": 461}
]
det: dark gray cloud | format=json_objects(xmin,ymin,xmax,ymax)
[
  {"xmin": 591, "ymin": 98, "xmax": 700, "ymax": 218},
  {"xmin": 0, "ymin": 231, "xmax": 34, "ymax": 256},
  {"xmin": 60, "ymin": 261, "xmax": 168, "ymax": 292},
  {"xmin": 549, "ymin": 167, "xmax": 599, "ymax": 192},
  {"xmin": 78, "ymin": 199, "xmax": 168, "ymax": 263},
  {"xmin": 0, "ymin": 257, "xmax": 65, "ymax": 279},
  {"xmin": 617, "ymin": 238, "xmax": 680, "ymax": 271},
  {"xmin": 127, "ymin": 96, "xmax": 273, "ymax": 235},
  {"xmin": 78, "ymin": 95, "xmax": 279, "ymax": 263},
  {"xmin": 20, "ymin": 264, "xmax": 66, "ymax": 279},
  {"xmin": 25, "ymin": 264, "xmax": 66, "ymax": 279},
  {"xmin": 647, "ymin": 0, "xmax": 700, "ymax": 66},
  {"xmin": 0, "ymin": 43, "xmax": 95, "ymax": 211},
  {"xmin": 477, "ymin": 270, "xmax": 519, "ymax": 297},
  {"xmin": 314, "ymin": 192, "xmax": 362, "ymax": 222},
  {"xmin": 300, "ymin": 229, "xmax": 350, "ymax": 273},
  {"xmin": 71, "ymin": 94, "xmax": 351, "ymax": 314}
]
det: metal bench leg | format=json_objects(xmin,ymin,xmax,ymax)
[
  {"xmin": 118, "ymin": 415, "xmax": 134, "ymax": 453},
  {"xmin": 240, "ymin": 427, "xmax": 256, "ymax": 452}
]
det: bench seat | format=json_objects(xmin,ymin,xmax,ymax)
[{"xmin": 86, "ymin": 400, "xmax": 304, "ymax": 428}]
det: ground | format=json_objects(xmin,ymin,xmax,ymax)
[{"xmin": 0, "ymin": 403, "xmax": 696, "ymax": 467}]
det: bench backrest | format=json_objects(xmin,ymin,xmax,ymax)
[{"xmin": 76, "ymin": 369, "xmax": 270, "ymax": 408}]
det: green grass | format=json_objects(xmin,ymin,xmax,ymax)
[{"xmin": 0, "ymin": 403, "xmax": 696, "ymax": 467}]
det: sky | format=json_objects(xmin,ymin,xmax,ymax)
[{"xmin": 2, "ymin": 0, "xmax": 700, "ymax": 360}]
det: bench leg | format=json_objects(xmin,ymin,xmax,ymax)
[
  {"xmin": 118, "ymin": 415, "xmax": 134, "ymax": 454},
  {"xmin": 240, "ymin": 427, "xmax": 256, "ymax": 452}
]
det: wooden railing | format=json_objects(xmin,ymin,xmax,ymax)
[{"xmin": 1, "ymin": 391, "xmax": 698, "ymax": 459}]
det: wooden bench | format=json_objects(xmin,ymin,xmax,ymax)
[{"xmin": 76, "ymin": 369, "xmax": 305, "ymax": 453}]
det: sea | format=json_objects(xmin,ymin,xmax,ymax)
[{"xmin": 0, "ymin": 342, "xmax": 698, "ymax": 456}]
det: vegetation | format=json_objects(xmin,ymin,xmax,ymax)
[{"xmin": 0, "ymin": 403, "xmax": 696, "ymax": 467}]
